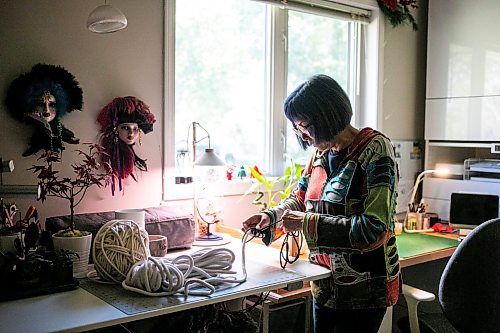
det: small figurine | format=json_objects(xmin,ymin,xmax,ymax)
[
  {"xmin": 237, "ymin": 166, "xmax": 246, "ymax": 180},
  {"xmin": 250, "ymin": 165, "xmax": 262, "ymax": 178},
  {"xmin": 226, "ymin": 164, "xmax": 235, "ymax": 180}
]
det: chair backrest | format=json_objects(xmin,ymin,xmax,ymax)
[{"xmin": 438, "ymin": 218, "xmax": 500, "ymax": 332}]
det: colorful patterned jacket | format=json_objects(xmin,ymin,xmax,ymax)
[{"xmin": 264, "ymin": 128, "xmax": 400, "ymax": 309}]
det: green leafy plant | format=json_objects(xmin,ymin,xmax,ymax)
[
  {"xmin": 29, "ymin": 143, "xmax": 113, "ymax": 236},
  {"xmin": 242, "ymin": 163, "xmax": 303, "ymax": 211}
]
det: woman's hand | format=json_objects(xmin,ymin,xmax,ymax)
[
  {"xmin": 282, "ymin": 210, "xmax": 305, "ymax": 233},
  {"xmin": 241, "ymin": 213, "xmax": 270, "ymax": 232}
]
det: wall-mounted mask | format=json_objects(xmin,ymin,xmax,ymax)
[
  {"xmin": 97, "ymin": 96, "xmax": 156, "ymax": 195},
  {"xmin": 5, "ymin": 63, "xmax": 83, "ymax": 156}
]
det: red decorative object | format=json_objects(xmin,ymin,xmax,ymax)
[
  {"xmin": 377, "ymin": 0, "xmax": 418, "ymax": 30},
  {"xmin": 250, "ymin": 165, "xmax": 262, "ymax": 178}
]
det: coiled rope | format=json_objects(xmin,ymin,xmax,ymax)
[
  {"xmin": 92, "ymin": 219, "xmax": 150, "ymax": 284},
  {"xmin": 92, "ymin": 219, "xmax": 299, "ymax": 297},
  {"xmin": 92, "ymin": 219, "xmax": 252, "ymax": 296},
  {"xmin": 122, "ymin": 247, "xmax": 247, "ymax": 296}
]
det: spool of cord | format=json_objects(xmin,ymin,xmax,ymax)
[{"xmin": 92, "ymin": 219, "xmax": 149, "ymax": 283}]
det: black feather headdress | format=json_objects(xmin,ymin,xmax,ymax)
[{"xmin": 5, "ymin": 63, "xmax": 83, "ymax": 156}]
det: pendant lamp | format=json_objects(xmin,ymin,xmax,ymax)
[{"xmin": 87, "ymin": 3, "xmax": 127, "ymax": 33}]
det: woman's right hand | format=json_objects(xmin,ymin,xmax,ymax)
[{"xmin": 241, "ymin": 213, "xmax": 270, "ymax": 233}]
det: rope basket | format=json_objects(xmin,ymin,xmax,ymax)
[{"xmin": 92, "ymin": 219, "xmax": 149, "ymax": 283}]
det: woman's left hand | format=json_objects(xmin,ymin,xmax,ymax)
[{"xmin": 282, "ymin": 210, "xmax": 306, "ymax": 233}]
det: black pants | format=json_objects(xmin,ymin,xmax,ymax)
[{"xmin": 313, "ymin": 298, "xmax": 387, "ymax": 333}]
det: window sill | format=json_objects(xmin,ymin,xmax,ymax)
[{"xmin": 163, "ymin": 177, "xmax": 283, "ymax": 201}]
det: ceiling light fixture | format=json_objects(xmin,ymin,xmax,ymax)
[{"xmin": 87, "ymin": 2, "xmax": 127, "ymax": 33}]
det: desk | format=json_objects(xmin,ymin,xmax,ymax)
[
  {"xmin": 397, "ymin": 232, "xmax": 460, "ymax": 267},
  {"xmin": 0, "ymin": 238, "xmax": 330, "ymax": 333},
  {"xmin": 0, "ymin": 232, "xmax": 459, "ymax": 333}
]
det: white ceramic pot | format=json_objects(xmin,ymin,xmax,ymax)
[
  {"xmin": 115, "ymin": 209, "xmax": 146, "ymax": 231},
  {"xmin": 52, "ymin": 233, "xmax": 92, "ymax": 278}
]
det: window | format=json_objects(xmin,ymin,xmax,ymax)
[
  {"xmin": 174, "ymin": 0, "xmax": 267, "ymax": 173},
  {"xmin": 164, "ymin": 0, "xmax": 378, "ymax": 199},
  {"xmin": 285, "ymin": 9, "xmax": 356, "ymax": 165}
]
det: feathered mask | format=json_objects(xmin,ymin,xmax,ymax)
[
  {"xmin": 5, "ymin": 63, "xmax": 83, "ymax": 156},
  {"xmin": 97, "ymin": 96, "xmax": 156, "ymax": 195}
]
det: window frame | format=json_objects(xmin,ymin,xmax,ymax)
[{"xmin": 162, "ymin": 0, "xmax": 383, "ymax": 201}]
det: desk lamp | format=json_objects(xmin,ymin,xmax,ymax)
[
  {"xmin": 404, "ymin": 168, "xmax": 449, "ymax": 231},
  {"xmin": 191, "ymin": 122, "xmax": 226, "ymax": 242}
]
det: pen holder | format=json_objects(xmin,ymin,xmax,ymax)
[{"xmin": 406, "ymin": 212, "xmax": 424, "ymax": 231}]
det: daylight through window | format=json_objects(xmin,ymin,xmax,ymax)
[{"xmin": 167, "ymin": 0, "xmax": 373, "ymax": 193}]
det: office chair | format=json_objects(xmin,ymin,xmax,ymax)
[{"xmin": 401, "ymin": 218, "xmax": 500, "ymax": 333}]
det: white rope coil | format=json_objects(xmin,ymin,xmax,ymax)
[
  {"xmin": 91, "ymin": 221, "xmax": 254, "ymax": 297},
  {"xmin": 92, "ymin": 219, "xmax": 150, "ymax": 283},
  {"xmin": 122, "ymin": 247, "xmax": 248, "ymax": 296}
]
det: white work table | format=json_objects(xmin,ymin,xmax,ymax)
[{"xmin": 0, "ymin": 237, "xmax": 330, "ymax": 333}]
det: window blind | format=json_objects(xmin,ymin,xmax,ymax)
[{"xmin": 250, "ymin": 0, "xmax": 371, "ymax": 23}]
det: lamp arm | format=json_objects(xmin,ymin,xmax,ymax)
[
  {"xmin": 409, "ymin": 174, "xmax": 424, "ymax": 206},
  {"xmin": 409, "ymin": 170, "xmax": 436, "ymax": 206},
  {"xmin": 191, "ymin": 122, "xmax": 213, "ymax": 163},
  {"xmin": 193, "ymin": 122, "xmax": 211, "ymax": 148}
]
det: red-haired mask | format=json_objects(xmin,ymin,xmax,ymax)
[{"xmin": 97, "ymin": 96, "xmax": 156, "ymax": 195}]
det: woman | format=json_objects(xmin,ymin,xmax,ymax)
[{"xmin": 242, "ymin": 74, "xmax": 400, "ymax": 333}]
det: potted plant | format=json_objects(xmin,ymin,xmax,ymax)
[
  {"xmin": 243, "ymin": 163, "xmax": 303, "ymax": 211},
  {"xmin": 241, "ymin": 163, "xmax": 305, "ymax": 255},
  {"xmin": 29, "ymin": 143, "xmax": 113, "ymax": 277}
]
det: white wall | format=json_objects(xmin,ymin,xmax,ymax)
[
  {"xmin": 0, "ymin": 0, "xmax": 427, "ymax": 228},
  {"xmin": 0, "ymin": 0, "xmax": 164, "ymax": 222},
  {"xmin": 380, "ymin": 0, "xmax": 428, "ymax": 141}
]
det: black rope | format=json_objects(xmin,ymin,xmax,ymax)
[
  {"xmin": 242, "ymin": 221, "xmax": 303, "ymax": 269},
  {"xmin": 279, "ymin": 230, "xmax": 303, "ymax": 269}
]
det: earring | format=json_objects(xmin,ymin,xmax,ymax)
[
  {"xmin": 113, "ymin": 127, "xmax": 118, "ymax": 143},
  {"xmin": 139, "ymin": 131, "xmax": 142, "ymax": 145}
]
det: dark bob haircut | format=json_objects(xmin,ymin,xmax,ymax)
[{"xmin": 284, "ymin": 74, "xmax": 352, "ymax": 150}]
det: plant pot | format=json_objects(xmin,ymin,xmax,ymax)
[
  {"xmin": 0, "ymin": 232, "xmax": 22, "ymax": 255},
  {"xmin": 148, "ymin": 234, "xmax": 168, "ymax": 257},
  {"xmin": 52, "ymin": 233, "xmax": 92, "ymax": 278}
]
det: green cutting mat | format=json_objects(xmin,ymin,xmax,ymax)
[{"xmin": 396, "ymin": 233, "xmax": 460, "ymax": 258}]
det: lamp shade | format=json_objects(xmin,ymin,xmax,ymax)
[
  {"xmin": 194, "ymin": 148, "xmax": 225, "ymax": 166},
  {"xmin": 87, "ymin": 4, "xmax": 127, "ymax": 33}
]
